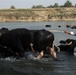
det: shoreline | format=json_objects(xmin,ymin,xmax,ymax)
[{"xmin": 0, "ymin": 19, "xmax": 76, "ymax": 22}]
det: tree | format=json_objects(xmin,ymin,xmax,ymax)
[
  {"xmin": 53, "ymin": 3, "xmax": 59, "ymax": 7},
  {"xmin": 10, "ymin": 5, "xmax": 15, "ymax": 9},
  {"xmin": 75, "ymin": 4, "xmax": 76, "ymax": 7},
  {"xmin": 32, "ymin": 5, "xmax": 45, "ymax": 8},
  {"xmin": 47, "ymin": 5, "xmax": 53, "ymax": 8},
  {"xmin": 35, "ymin": 5, "xmax": 45, "ymax": 8},
  {"xmin": 32, "ymin": 5, "xmax": 36, "ymax": 8},
  {"xmin": 64, "ymin": 0, "xmax": 73, "ymax": 7}
]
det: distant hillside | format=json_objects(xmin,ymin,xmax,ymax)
[{"xmin": 0, "ymin": 7, "xmax": 76, "ymax": 22}]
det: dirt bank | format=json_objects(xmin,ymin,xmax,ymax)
[{"xmin": 0, "ymin": 7, "xmax": 76, "ymax": 22}]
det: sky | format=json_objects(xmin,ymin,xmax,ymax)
[{"xmin": 0, "ymin": 0, "xmax": 76, "ymax": 9}]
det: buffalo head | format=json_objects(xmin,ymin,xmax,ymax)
[{"xmin": 58, "ymin": 39, "xmax": 76, "ymax": 52}]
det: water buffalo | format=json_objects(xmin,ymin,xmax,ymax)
[
  {"xmin": 45, "ymin": 25, "xmax": 51, "ymax": 27},
  {"xmin": 58, "ymin": 39, "xmax": 76, "ymax": 53},
  {"xmin": 0, "ymin": 28, "xmax": 58, "ymax": 60},
  {"xmin": 0, "ymin": 28, "xmax": 31, "ymax": 57}
]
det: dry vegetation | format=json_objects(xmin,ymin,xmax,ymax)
[{"xmin": 0, "ymin": 7, "xmax": 76, "ymax": 22}]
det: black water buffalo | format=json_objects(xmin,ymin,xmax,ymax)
[
  {"xmin": 45, "ymin": 25, "xmax": 51, "ymax": 27},
  {"xmin": 58, "ymin": 39, "xmax": 76, "ymax": 53},
  {"xmin": 0, "ymin": 28, "xmax": 31, "ymax": 57},
  {"xmin": 0, "ymin": 28, "xmax": 58, "ymax": 60}
]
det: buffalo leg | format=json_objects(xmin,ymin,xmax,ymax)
[
  {"xmin": 49, "ymin": 41, "xmax": 57, "ymax": 59},
  {"xmin": 36, "ymin": 51, "xmax": 44, "ymax": 59}
]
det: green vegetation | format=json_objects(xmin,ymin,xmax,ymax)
[
  {"xmin": 10, "ymin": 5, "xmax": 16, "ymax": 9},
  {"xmin": 32, "ymin": 0, "xmax": 75, "ymax": 8},
  {"xmin": 8, "ymin": 0, "xmax": 75, "ymax": 9},
  {"xmin": 63, "ymin": 0, "xmax": 73, "ymax": 7}
]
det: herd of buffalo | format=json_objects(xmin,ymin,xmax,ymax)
[
  {"xmin": 0, "ymin": 27, "xmax": 76, "ymax": 60},
  {"xmin": 45, "ymin": 24, "xmax": 76, "ymax": 29}
]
